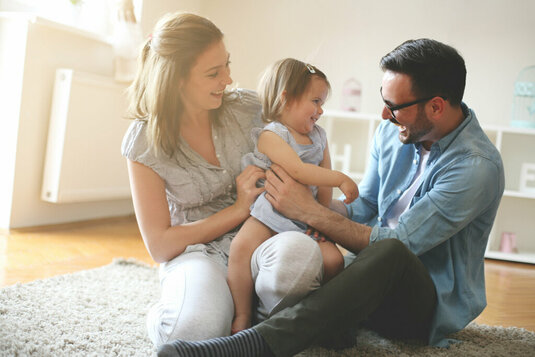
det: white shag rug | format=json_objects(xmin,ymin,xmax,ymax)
[{"xmin": 1, "ymin": 259, "xmax": 534, "ymax": 356}]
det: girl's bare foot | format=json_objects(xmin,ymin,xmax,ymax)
[{"xmin": 231, "ymin": 314, "xmax": 251, "ymax": 335}]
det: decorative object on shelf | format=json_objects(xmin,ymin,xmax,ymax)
[
  {"xmin": 341, "ymin": 78, "xmax": 362, "ymax": 112},
  {"xmin": 499, "ymin": 232, "xmax": 518, "ymax": 254},
  {"xmin": 511, "ymin": 65, "xmax": 535, "ymax": 129},
  {"xmin": 519, "ymin": 163, "xmax": 535, "ymax": 194},
  {"xmin": 111, "ymin": 0, "xmax": 143, "ymax": 83},
  {"xmin": 69, "ymin": 0, "xmax": 84, "ymax": 11},
  {"xmin": 68, "ymin": 0, "xmax": 84, "ymax": 29}
]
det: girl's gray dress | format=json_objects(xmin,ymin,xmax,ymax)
[{"xmin": 241, "ymin": 121, "xmax": 327, "ymax": 233}]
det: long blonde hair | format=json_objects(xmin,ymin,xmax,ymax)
[
  {"xmin": 127, "ymin": 12, "xmax": 224, "ymax": 158},
  {"xmin": 257, "ymin": 58, "xmax": 330, "ymax": 123}
]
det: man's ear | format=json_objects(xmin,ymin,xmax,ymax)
[{"xmin": 429, "ymin": 96, "xmax": 446, "ymax": 119}]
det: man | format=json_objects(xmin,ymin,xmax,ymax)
[{"xmin": 158, "ymin": 38, "xmax": 504, "ymax": 357}]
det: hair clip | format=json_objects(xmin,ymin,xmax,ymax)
[{"xmin": 305, "ymin": 64, "xmax": 316, "ymax": 74}]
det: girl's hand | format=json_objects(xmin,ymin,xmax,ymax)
[
  {"xmin": 234, "ymin": 165, "xmax": 266, "ymax": 215},
  {"xmin": 340, "ymin": 176, "xmax": 359, "ymax": 204}
]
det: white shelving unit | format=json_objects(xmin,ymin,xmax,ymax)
[{"xmin": 322, "ymin": 109, "xmax": 535, "ymax": 265}]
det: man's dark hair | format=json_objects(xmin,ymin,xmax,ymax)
[{"xmin": 380, "ymin": 38, "xmax": 466, "ymax": 106}]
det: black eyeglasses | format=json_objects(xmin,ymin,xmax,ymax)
[{"xmin": 380, "ymin": 87, "xmax": 445, "ymax": 120}]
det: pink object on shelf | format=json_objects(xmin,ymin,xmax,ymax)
[
  {"xmin": 499, "ymin": 232, "xmax": 518, "ymax": 253},
  {"xmin": 341, "ymin": 78, "xmax": 362, "ymax": 112}
]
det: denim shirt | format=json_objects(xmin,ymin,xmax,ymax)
[{"xmin": 344, "ymin": 104, "xmax": 504, "ymax": 347}]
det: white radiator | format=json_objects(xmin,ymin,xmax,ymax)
[{"xmin": 41, "ymin": 69, "xmax": 131, "ymax": 203}]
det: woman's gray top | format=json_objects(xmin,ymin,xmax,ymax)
[{"xmin": 121, "ymin": 89, "xmax": 263, "ymax": 264}]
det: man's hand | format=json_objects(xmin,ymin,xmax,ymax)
[
  {"xmin": 264, "ymin": 164, "xmax": 321, "ymax": 223},
  {"xmin": 266, "ymin": 165, "xmax": 372, "ymax": 253}
]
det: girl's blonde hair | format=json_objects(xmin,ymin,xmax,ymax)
[
  {"xmin": 257, "ymin": 58, "xmax": 330, "ymax": 123},
  {"xmin": 127, "ymin": 12, "xmax": 224, "ymax": 158}
]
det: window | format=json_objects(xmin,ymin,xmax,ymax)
[{"xmin": 0, "ymin": 0, "xmax": 143, "ymax": 39}]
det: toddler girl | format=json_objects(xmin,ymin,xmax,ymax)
[{"xmin": 227, "ymin": 58, "xmax": 359, "ymax": 334}]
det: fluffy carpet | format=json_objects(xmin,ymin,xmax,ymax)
[{"xmin": 1, "ymin": 259, "xmax": 534, "ymax": 356}]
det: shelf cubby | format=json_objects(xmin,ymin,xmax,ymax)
[{"xmin": 322, "ymin": 110, "xmax": 535, "ymax": 264}]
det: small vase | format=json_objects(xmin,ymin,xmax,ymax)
[{"xmin": 499, "ymin": 232, "xmax": 518, "ymax": 254}]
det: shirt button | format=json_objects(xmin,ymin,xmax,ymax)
[
  {"xmin": 413, "ymin": 159, "xmax": 417, "ymax": 164},
  {"xmin": 377, "ymin": 217, "xmax": 382, "ymax": 222},
  {"xmin": 214, "ymin": 135, "xmax": 218, "ymax": 140},
  {"xmin": 397, "ymin": 189, "xmax": 402, "ymax": 194},
  {"xmin": 223, "ymin": 170, "xmax": 227, "ymax": 174},
  {"xmin": 216, "ymin": 154, "xmax": 220, "ymax": 158}
]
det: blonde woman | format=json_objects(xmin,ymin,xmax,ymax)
[{"xmin": 122, "ymin": 12, "xmax": 324, "ymax": 347}]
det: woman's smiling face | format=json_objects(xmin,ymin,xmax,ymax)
[{"xmin": 180, "ymin": 40, "xmax": 233, "ymax": 114}]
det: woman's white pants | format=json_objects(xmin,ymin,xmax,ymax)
[{"xmin": 146, "ymin": 232, "xmax": 323, "ymax": 346}]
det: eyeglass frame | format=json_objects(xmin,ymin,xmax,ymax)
[{"xmin": 380, "ymin": 87, "xmax": 447, "ymax": 120}]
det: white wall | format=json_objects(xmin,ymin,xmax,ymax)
[
  {"xmin": 139, "ymin": 0, "xmax": 201, "ymax": 37},
  {"xmin": 0, "ymin": 15, "xmax": 134, "ymax": 229},
  {"xmin": 194, "ymin": 0, "xmax": 535, "ymax": 127},
  {"xmin": 2, "ymin": 0, "xmax": 533, "ymax": 228},
  {"xmin": 0, "ymin": 16, "xmax": 26, "ymax": 228}
]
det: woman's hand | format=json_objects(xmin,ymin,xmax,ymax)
[{"xmin": 234, "ymin": 165, "xmax": 266, "ymax": 216}]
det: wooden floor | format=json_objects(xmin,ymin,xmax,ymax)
[{"xmin": 1, "ymin": 215, "xmax": 534, "ymax": 332}]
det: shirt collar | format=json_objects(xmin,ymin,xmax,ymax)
[{"xmin": 429, "ymin": 102, "xmax": 472, "ymax": 154}]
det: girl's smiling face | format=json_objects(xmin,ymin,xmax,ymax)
[{"xmin": 281, "ymin": 76, "xmax": 329, "ymax": 135}]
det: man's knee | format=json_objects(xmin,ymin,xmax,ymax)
[
  {"xmin": 374, "ymin": 238, "xmax": 410, "ymax": 258},
  {"xmin": 348, "ymin": 238, "xmax": 413, "ymax": 274}
]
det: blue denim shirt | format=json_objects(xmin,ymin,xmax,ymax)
[{"xmin": 344, "ymin": 104, "xmax": 504, "ymax": 347}]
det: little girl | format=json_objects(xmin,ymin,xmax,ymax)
[{"xmin": 227, "ymin": 58, "xmax": 359, "ymax": 334}]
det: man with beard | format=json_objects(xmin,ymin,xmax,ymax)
[{"xmin": 158, "ymin": 38, "xmax": 505, "ymax": 357}]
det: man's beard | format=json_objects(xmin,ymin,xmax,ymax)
[{"xmin": 398, "ymin": 106, "xmax": 433, "ymax": 145}]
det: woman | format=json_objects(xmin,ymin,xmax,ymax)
[{"xmin": 121, "ymin": 12, "xmax": 324, "ymax": 347}]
